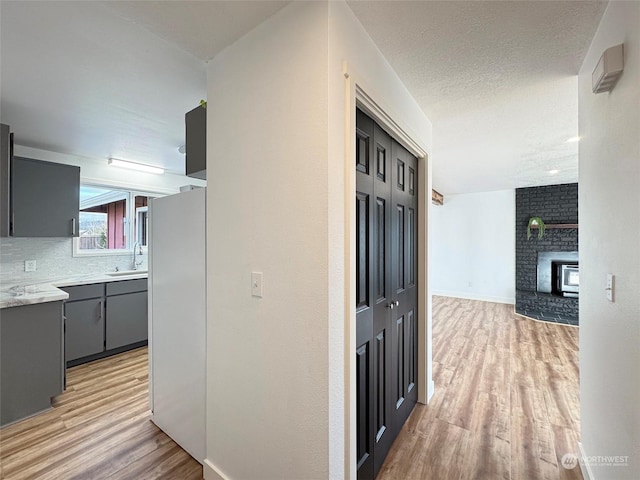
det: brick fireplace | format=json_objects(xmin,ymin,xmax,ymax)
[{"xmin": 515, "ymin": 183, "xmax": 579, "ymax": 325}]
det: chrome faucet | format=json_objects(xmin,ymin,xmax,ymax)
[{"xmin": 132, "ymin": 242, "xmax": 144, "ymax": 270}]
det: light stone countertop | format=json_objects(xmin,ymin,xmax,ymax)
[{"xmin": 0, "ymin": 271, "xmax": 148, "ymax": 309}]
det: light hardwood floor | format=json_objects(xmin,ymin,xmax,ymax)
[
  {"xmin": 1, "ymin": 296, "xmax": 580, "ymax": 479},
  {"xmin": 0, "ymin": 347, "xmax": 203, "ymax": 480},
  {"xmin": 378, "ymin": 296, "xmax": 581, "ymax": 480}
]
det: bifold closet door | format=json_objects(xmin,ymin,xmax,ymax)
[{"xmin": 355, "ymin": 108, "xmax": 418, "ymax": 480}]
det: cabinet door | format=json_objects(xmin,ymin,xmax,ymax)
[
  {"xmin": 65, "ymin": 299, "xmax": 104, "ymax": 361},
  {"xmin": 1, "ymin": 124, "xmax": 10, "ymax": 237},
  {"xmin": 185, "ymin": 105, "xmax": 206, "ymax": 179},
  {"xmin": 1, "ymin": 301, "xmax": 64, "ymax": 426},
  {"xmin": 106, "ymin": 291, "xmax": 148, "ymax": 350},
  {"xmin": 11, "ymin": 157, "xmax": 80, "ymax": 237}
]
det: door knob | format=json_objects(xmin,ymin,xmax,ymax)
[
  {"xmin": 394, "ymin": 300, "xmax": 399, "ymax": 307},
  {"xmin": 388, "ymin": 303, "xmax": 395, "ymax": 310}
]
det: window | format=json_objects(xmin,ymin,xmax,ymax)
[
  {"xmin": 136, "ymin": 205, "xmax": 149, "ymax": 247},
  {"xmin": 74, "ymin": 184, "xmax": 162, "ymax": 256}
]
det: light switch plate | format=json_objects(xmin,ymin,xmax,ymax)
[
  {"xmin": 251, "ymin": 272, "xmax": 263, "ymax": 298},
  {"xmin": 606, "ymin": 274, "xmax": 614, "ymax": 302},
  {"xmin": 24, "ymin": 260, "xmax": 37, "ymax": 272}
]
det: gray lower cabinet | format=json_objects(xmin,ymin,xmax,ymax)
[
  {"xmin": 1, "ymin": 301, "xmax": 64, "ymax": 426},
  {"xmin": 65, "ymin": 298, "xmax": 104, "ymax": 361},
  {"xmin": 62, "ymin": 279, "xmax": 148, "ymax": 365},
  {"xmin": 106, "ymin": 291, "xmax": 148, "ymax": 350}
]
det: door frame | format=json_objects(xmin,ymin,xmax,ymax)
[{"xmin": 343, "ymin": 63, "xmax": 434, "ymax": 480}]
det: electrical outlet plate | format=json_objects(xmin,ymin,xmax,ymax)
[{"xmin": 24, "ymin": 260, "xmax": 36, "ymax": 272}]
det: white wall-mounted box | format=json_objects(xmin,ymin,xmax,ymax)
[{"xmin": 592, "ymin": 43, "xmax": 624, "ymax": 94}]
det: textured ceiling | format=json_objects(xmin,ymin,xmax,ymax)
[
  {"xmin": 348, "ymin": 0, "xmax": 607, "ymax": 194},
  {"xmin": 1, "ymin": 1, "xmax": 607, "ymax": 191}
]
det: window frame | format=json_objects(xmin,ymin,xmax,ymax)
[{"xmin": 72, "ymin": 183, "xmax": 163, "ymax": 257}]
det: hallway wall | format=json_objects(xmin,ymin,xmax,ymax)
[{"xmin": 578, "ymin": 1, "xmax": 640, "ymax": 478}]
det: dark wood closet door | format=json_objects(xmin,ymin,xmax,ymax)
[{"xmin": 356, "ymin": 108, "xmax": 418, "ymax": 480}]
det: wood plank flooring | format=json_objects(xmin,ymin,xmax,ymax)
[
  {"xmin": 1, "ymin": 296, "xmax": 579, "ymax": 479},
  {"xmin": 0, "ymin": 347, "xmax": 203, "ymax": 480},
  {"xmin": 378, "ymin": 296, "xmax": 581, "ymax": 480}
]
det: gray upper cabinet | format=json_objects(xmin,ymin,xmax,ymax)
[
  {"xmin": 1, "ymin": 124, "xmax": 11, "ymax": 236},
  {"xmin": 11, "ymin": 157, "xmax": 80, "ymax": 237},
  {"xmin": 185, "ymin": 105, "xmax": 206, "ymax": 179}
]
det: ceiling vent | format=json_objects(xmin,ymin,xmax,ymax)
[{"xmin": 592, "ymin": 44, "xmax": 624, "ymax": 94}]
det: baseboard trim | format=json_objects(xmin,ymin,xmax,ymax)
[
  {"xmin": 427, "ymin": 379, "xmax": 435, "ymax": 403},
  {"xmin": 204, "ymin": 458, "xmax": 229, "ymax": 480},
  {"xmin": 432, "ymin": 291, "xmax": 515, "ymax": 305},
  {"xmin": 578, "ymin": 442, "xmax": 595, "ymax": 480}
]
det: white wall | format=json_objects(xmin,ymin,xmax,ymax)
[
  {"xmin": 431, "ymin": 190, "xmax": 515, "ymax": 304},
  {"xmin": 205, "ymin": 3, "xmax": 330, "ymax": 479},
  {"xmin": 578, "ymin": 2, "xmax": 640, "ymax": 479},
  {"xmin": 204, "ymin": 1, "xmax": 433, "ymax": 479}
]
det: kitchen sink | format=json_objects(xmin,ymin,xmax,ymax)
[{"xmin": 105, "ymin": 270, "xmax": 148, "ymax": 277}]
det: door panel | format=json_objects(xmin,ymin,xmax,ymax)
[
  {"xmin": 395, "ymin": 205, "xmax": 405, "ymax": 293},
  {"xmin": 407, "ymin": 309, "xmax": 416, "ymax": 394},
  {"xmin": 375, "ymin": 198, "xmax": 386, "ymax": 302},
  {"xmin": 356, "ymin": 109, "xmax": 418, "ymax": 479},
  {"xmin": 356, "ymin": 342, "xmax": 372, "ymax": 478},
  {"xmin": 374, "ymin": 330, "xmax": 386, "ymax": 442},
  {"xmin": 408, "ymin": 208, "xmax": 416, "ymax": 287},
  {"xmin": 395, "ymin": 314, "xmax": 405, "ymax": 411},
  {"xmin": 356, "ymin": 192, "xmax": 370, "ymax": 311}
]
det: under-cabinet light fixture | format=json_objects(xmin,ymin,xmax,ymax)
[
  {"xmin": 108, "ymin": 158, "xmax": 164, "ymax": 174},
  {"xmin": 566, "ymin": 137, "xmax": 580, "ymax": 143}
]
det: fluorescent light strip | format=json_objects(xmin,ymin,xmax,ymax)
[{"xmin": 108, "ymin": 158, "xmax": 164, "ymax": 174}]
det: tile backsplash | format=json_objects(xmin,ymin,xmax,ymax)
[{"xmin": 0, "ymin": 238, "xmax": 147, "ymax": 285}]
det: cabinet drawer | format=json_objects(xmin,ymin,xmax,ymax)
[
  {"xmin": 106, "ymin": 278, "xmax": 148, "ymax": 296},
  {"xmin": 62, "ymin": 283, "xmax": 104, "ymax": 301}
]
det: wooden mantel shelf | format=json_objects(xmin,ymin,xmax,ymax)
[{"xmin": 531, "ymin": 224, "xmax": 578, "ymax": 229}]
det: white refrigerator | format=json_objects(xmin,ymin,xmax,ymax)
[{"xmin": 148, "ymin": 187, "xmax": 206, "ymax": 462}]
